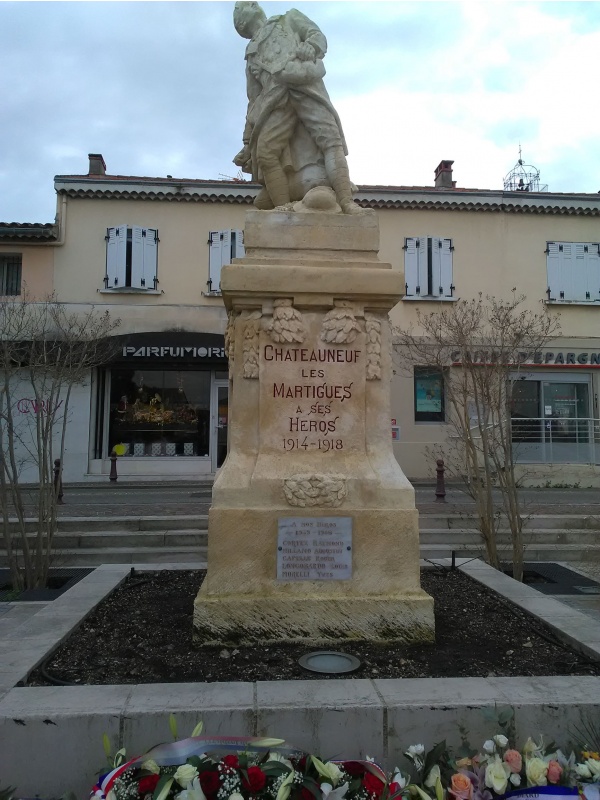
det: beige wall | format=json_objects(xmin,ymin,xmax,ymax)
[
  {"xmin": 0, "ymin": 244, "xmax": 54, "ymax": 299},
  {"xmin": 54, "ymin": 196, "xmax": 247, "ymax": 310}
]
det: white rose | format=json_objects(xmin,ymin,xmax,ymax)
[
  {"xmin": 587, "ymin": 759, "xmax": 600, "ymax": 778},
  {"xmin": 483, "ymin": 740, "xmax": 496, "ymax": 754},
  {"xmin": 494, "ymin": 735, "xmax": 509, "ymax": 748},
  {"xmin": 174, "ymin": 764, "xmax": 200, "ymax": 788},
  {"xmin": 485, "ymin": 756, "xmax": 510, "ymax": 795},
  {"xmin": 510, "ymin": 774, "xmax": 521, "ymax": 787},
  {"xmin": 526, "ymin": 757, "xmax": 548, "ymax": 786},
  {"xmin": 407, "ymin": 744, "xmax": 425, "ymax": 756},
  {"xmin": 576, "ymin": 763, "xmax": 592, "ymax": 779}
]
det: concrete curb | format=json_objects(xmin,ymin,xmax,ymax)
[{"xmin": 1, "ymin": 560, "xmax": 600, "ymax": 797}]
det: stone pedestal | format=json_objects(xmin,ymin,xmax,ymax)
[{"xmin": 193, "ymin": 209, "xmax": 435, "ymax": 645}]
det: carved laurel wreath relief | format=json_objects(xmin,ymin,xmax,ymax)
[
  {"xmin": 265, "ymin": 299, "xmax": 307, "ymax": 344},
  {"xmin": 320, "ymin": 300, "xmax": 361, "ymax": 344},
  {"xmin": 224, "ymin": 310, "xmax": 238, "ymax": 374},
  {"xmin": 241, "ymin": 310, "xmax": 262, "ymax": 379},
  {"xmin": 365, "ymin": 313, "xmax": 382, "ymax": 380},
  {"xmin": 283, "ymin": 474, "xmax": 348, "ymax": 508}
]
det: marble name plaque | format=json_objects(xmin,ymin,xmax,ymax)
[{"xmin": 277, "ymin": 517, "xmax": 352, "ymax": 581}]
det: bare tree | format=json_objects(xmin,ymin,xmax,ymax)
[
  {"xmin": 0, "ymin": 293, "xmax": 120, "ymax": 590},
  {"xmin": 394, "ymin": 294, "xmax": 560, "ymax": 582}
]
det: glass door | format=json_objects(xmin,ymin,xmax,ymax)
[
  {"xmin": 211, "ymin": 379, "xmax": 229, "ymax": 472},
  {"xmin": 542, "ymin": 381, "xmax": 590, "ymax": 462}
]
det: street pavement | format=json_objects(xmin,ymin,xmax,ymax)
[{"xmin": 13, "ymin": 481, "xmax": 598, "ymax": 518}]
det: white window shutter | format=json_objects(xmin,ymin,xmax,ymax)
[
  {"xmin": 232, "ymin": 229, "xmax": 245, "ymax": 259},
  {"xmin": 106, "ymin": 225, "xmax": 127, "ymax": 287},
  {"xmin": 130, "ymin": 226, "xmax": 145, "ymax": 289},
  {"xmin": 587, "ymin": 245, "xmax": 600, "ymax": 302},
  {"xmin": 220, "ymin": 229, "xmax": 232, "ymax": 268},
  {"xmin": 404, "ymin": 237, "xmax": 418, "ymax": 296},
  {"xmin": 440, "ymin": 238, "xmax": 453, "ymax": 296},
  {"xmin": 208, "ymin": 230, "xmax": 224, "ymax": 292},
  {"xmin": 560, "ymin": 242, "xmax": 574, "ymax": 301},
  {"xmin": 416, "ymin": 236, "xmax": 428, "ymax": 296},
  {"xmin": 430, "ymin": 237, "xmax": 442, "ymax": 296},
  {"xmin": 143, "ymin": 228, "xmax": 158, "ymax": 289},
  {"xmin": 546, "ymin": 242, "xmax": 561, "ymax": 300}
]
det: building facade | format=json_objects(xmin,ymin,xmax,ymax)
[{"xmin": 2, "ymin": 155, "xmax": 600, "ymax": 484}]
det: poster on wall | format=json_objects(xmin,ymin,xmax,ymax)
[{"xmin": 415, "ymin": 374, "xmax": 443, "ymax": 414}]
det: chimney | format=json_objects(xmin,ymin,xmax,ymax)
[
  {"xmin": 88, "ymin": 153, "xmax": 106, "ymax": 176},
  {"xmin": 434, "ymin": 160, "xmax": 455, "ymax": 189}
]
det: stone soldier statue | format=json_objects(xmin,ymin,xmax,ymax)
[{"xmin": 233, "ymin": 1, "xmax": 361, "ymax": 214}]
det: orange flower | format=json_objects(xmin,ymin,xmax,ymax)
[
  {"xmin": 450, "ymin": 773, "xmax": 473, "ymax": 800},
  {"xmin": 504, "ymin": 750, "xmax": 522, "ymax": 774}
]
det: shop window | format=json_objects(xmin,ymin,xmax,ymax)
[
  {"xmin": 414, "ymin": 367, "xmax": 445, "ymax": 422},
  {"xmin": 546, "ymin": 241, "xmax": 600, "ymax": 303},
  {"xmin": 0, "ymin": 254, "xmax": 22, "ymax": 296},
  {"xmin": 105, "ymin": 226, "xmax": 159, "ymax": 291},
  {"xmin": 108, "ymin": 368, "xmax": 210, "ymax": 457},
  {"xmin": 207, "ymin": 229, "xmax": 245, "ymax": 294},
  {"xmin": 404, "ymin": 237, "xmax": 454, "ymax": 299}
]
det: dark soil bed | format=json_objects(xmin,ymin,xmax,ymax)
[{"xmin": 27, "ymin": 568, "xmax": 600, "ymax": 685}]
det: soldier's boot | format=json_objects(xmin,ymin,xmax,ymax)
[
  {"xmin": 259, "ymin": 161, "xmax": 291, "ymax": 208},
  {"xmin": 324, "ymin": 146, "xmax": 362, "ymax": 215}
]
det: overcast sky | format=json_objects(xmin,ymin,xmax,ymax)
[{"xmin": 2, "ymin": 1, "xmax": 600, "ymax": 223}]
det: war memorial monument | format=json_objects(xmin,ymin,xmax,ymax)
[{"xmin": 193, "ymin": 1, "xmax": 435, "ymax": 644}]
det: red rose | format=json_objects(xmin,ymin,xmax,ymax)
[
  {"xmin": 200, "ymin": 770, "xmax": 221, "ymax": 795},
  {"xmin": 363, "ymin": 772, "xmax": 384, "ymax": 797},
  {"xmin": 301, "ymin": 788, "xmax": 314, "ymax": 800},
  {"xmin": 223, "ymin": 755, "xmax": 240, "ymax": 769},
  {"xmin": 343, "ymin": 762, "xmax": 366, "ymax": 777},
  {"xmin": 243, "ymin": 766, "xmax": 267, "ymax": 793},
  {"xmin": 388, "ymin": 783, "xmax": 401, "ymax": 797},
  {"xmin": 138, "ymin": 775, "xmax": 160, "ymax": 795}
]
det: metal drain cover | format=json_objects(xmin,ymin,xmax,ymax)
[
  {"xmin": 574, "ymin": 586, "xmax": 600, "ymax": 595},
  {"xmin": 299, "ymin": 651, "xmax": 361, "ymax": 674}
]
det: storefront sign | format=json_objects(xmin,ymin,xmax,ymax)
[
  {"xmin": 451, "ymin": 350, "xmax": 600, "ymax": 367},
  {"xmin": 121, "ymin": 345, "xmax": 225, "ymax": 359},
  {"xmin": 277, "ymin": 517, "xmax": 352, "ymax": 581},
  {"xmin": 111, "ymin": 332, "xmax": 227, "ymax": 364}
]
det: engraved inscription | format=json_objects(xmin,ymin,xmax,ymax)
[
  {"xmin": 259, "ymin": 314, "xmax": 366, "ymax": 454},
  {"xmin": 277, "ymin": 517, "xmax": 352, "ymax": 581}
]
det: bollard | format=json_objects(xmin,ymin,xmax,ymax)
[
  {"xmin": 53, "ymin": 458, "xmax": 64, "ymax": 504},
  {"xmin": 109, "ymin": 449, "xmax": 118, "ymax": 482},
  {"xmin": 435, "ymin": 458, "xmax": 446, "ymax": 502}
]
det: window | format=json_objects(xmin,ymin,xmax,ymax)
[
  {"xmin": 0, "ymin": 254, "xmax": 22, "ymax": 296},
  {"xmin": 414, "ymin": 367, "xmax": 445, "ymax": 422},
  {"xmin": 546, "ymin": 241, "xmax": 600, "ymax": 303},
  {"xmin": 108, "ymin": 368, "xmax": 211, "ymax": 457},
  {"xmin": 208, "ymin": 229, "xmax": 245, "ymax": 294},
  {"xmin": 404, "ymin": 236, "xmax": 454, "ymax": 299},
  {"xmin": 105, "ymin": 226, "xmax": 159, "ymax": 290}
]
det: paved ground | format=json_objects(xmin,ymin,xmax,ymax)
[{"xmin": 9, "ymin": 481, "xmax": 600, "ymax": 518}]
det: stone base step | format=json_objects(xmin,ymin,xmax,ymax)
[
  {"xmin": 4, "ymin": 515, "xmax": 209, "ymax": 534},
  {"xmin": 2, "ymin": 541, "xmax": 599, "ymax": 568},
  {"xmin": 419, "ymin": 529, "xmax": 600, "ymax": 545},
  {"xmin": 2, "ymin": 530, "xmax": 208, "ymax": 549},
  {"xmin": 11, "ymin": 546, "xmax": 210, "ymax": 566}
]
